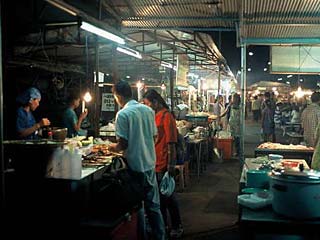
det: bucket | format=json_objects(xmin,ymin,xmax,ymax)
[{"xmin": 214, "ymin": 137, "xmax": 233, "ymax": 160}]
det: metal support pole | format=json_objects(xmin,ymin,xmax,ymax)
[
  {"xmin": 0, "ymin": 0, "xmax": 4, "ymax": 210},
  {"xmin": 218, "ymin": 63, "xmax": 221, "ymax": 96},
  {"xmin": 93, "ymin": 36, "xmax": 100, "ymax": 137},
  {"xmin": 240, "ymin": 44, "xmax": 247, "ymax": 168}
]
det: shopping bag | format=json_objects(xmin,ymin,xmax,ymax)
[{"xmin": 88, "ymin": 156, "xmax": 144, "ymax": 217}]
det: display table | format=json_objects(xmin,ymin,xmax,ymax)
[
  {"xmin": 4, "ymin": 161, "xmax": 141, "ymax": 238},
  {"xmin": 239, "ymin": 158, "xmax": 319, "ymax": 239},
  {"xmin": 186, "ymin": 137, "xmax": 209, "ymax": 179},
  {"xmin": 254, "ymin": 147, "xmax": 313, "ymax": 166}
]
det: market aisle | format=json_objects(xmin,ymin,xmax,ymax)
[
  {"xmin": 177, "ymin": 118, "xmax": 265, "ymax": 238},
  {"xmin": 177, "ymin": 159, "xmax": 240, "ymax": 238},
  {"xmin": 177, "ymin": 117, "xmax": 302, "ymax": 239}
]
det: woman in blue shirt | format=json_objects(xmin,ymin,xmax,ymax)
[{"xmin": 16, "ymin": 87, "xmax": 51, "ymax": 139}]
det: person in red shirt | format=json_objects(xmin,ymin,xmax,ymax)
[{"xmin": 143, "ymin": 89, "xmax": 184, "ymax": 238}]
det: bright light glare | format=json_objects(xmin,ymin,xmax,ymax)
[
  {"xmin": 295, "ymin": 87, "xmax": 304, "ymax": 98},
  {"xmin": 81, "ymin": 21, "xmax": 125, "ymax": 44},
  {"xmin": 136, "ymin": 81, "xmax": 142, "ymax": 89},
  {"xmin": 116, "ymin": 46, "xmax": 142, "ymax": 59},
  {"xmin": 84, "ymin": 92, "xmax": 92, "ymax": 102}
]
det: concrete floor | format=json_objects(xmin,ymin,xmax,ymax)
[{"xmin": 176, "ymin": 117, "xmax": 309, "ymax": 240}]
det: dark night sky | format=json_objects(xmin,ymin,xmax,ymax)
[{"xmin": 211, "ymin": 32, "xmax": 320, "ymax": 90}]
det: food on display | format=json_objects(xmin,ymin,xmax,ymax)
[
  {"xmin": 258, "ymin": 142, "xmax": 314, "ymax": 151},
  {"xmin": 187, "ymin": 112, "xmax": 209, "ymax": 117},
  {"xmin": 82, "ymin": 144, "xmax": 112, "ymax": 167},
  {"xmin": 91, "ymin": 144, "xmax": 111, "ymax": 155}
]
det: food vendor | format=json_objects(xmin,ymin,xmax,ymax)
[
  {"xmin": 62, "ymin": 92, "xmax": 88, "ymax": 138},
  {"xmin": 16, "ymin": 87, "xmax": 51, "ymax": 140}
]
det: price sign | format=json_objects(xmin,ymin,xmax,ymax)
[{"xmin": 101, "ymin": 93, "xmax": 115, "ymax": 111}]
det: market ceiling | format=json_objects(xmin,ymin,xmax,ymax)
[{"xmin": 7, "ymin": 0, "xmax": 320, "ymax": 83}]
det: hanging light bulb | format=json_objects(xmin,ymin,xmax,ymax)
[{"xmin": 82, "ymin": 91, "xmax": 92, "ymax": 113}]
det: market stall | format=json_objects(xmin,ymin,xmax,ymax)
[
  {"xmin": 255, "ymin": 142, "xmax": 314, "ymax": 166},
  {"xmin": 3, "ymin": 138, "xmax": 141, "ymax": 238},
  {"xmin": 238, "ymin": 157, "xmax": 320, "ymax": 239}
]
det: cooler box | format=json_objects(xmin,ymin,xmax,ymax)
[{"xmin": 213, "ymin": 137, "xmax": 233, "ymax": 160}]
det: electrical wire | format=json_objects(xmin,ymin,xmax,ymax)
[{"xmin": 302, "ymin": 46, "xmax": 320, "ymax": 64}]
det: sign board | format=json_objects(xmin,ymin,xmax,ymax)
[
  {"xmin": 176, "ymin": 54, "xmax": 189, "ymax": 87},
  {"xmin": 101, "ymin": 93, "xmax": 115, "ymax": 112},
  {"xmin": 271, "ymin": 46, "xmax": 320, "ymax": 74}
]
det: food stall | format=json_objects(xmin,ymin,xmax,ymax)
[
  {"xmin": 3, "ymin": 138, "xmax": 141, "ymax": 238},
  {"xmin": 255, "ymin": 142, "xmax": 314, "ymax": 166}
]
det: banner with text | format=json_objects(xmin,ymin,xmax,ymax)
[
  {"xmin": 101, "ymin": 93, "xmax": 115, "ymax": 112},
  {"xmin": 176, "ymin": 54, "xmax": 189, "ymax": 87}
]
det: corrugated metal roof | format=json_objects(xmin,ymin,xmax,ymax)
[{"xmin": 105, "ymin": 0, "xmax": 320, "ymax": 44}]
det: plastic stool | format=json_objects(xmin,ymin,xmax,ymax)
[{"xmin": 175, "ymin": 161, "xmax": 190, "ymax": 191}]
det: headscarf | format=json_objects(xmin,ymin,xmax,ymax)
[{"xmin": 16, "ymin": 87, "xmax": 41, "ymax": 105}]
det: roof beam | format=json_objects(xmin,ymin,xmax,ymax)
[
  {"xmin": 242, "ymin": 38, "xmax": 320, "ymax": 45},
  {"xmin": 101, "ymin": 0, "xmax": 122, "ymax": 23},
  {"xmin": 125, "ymin": 16, "xmax": 237, "ymax": 21},
  {"xmin": 122, "ymin": 26, "xmax": 235, "ymax": 32}
]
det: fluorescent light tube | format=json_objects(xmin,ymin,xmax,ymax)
[
  {"xmin": 116, "ymin": 47, "xmax": 142, "ymax": 59},
  {"xmin": 161, "ymin": 61, "xmax": 173, "ymax": 69},
  {"xmin": 80, "ymin": 21, "xmax": 125, "ymax": 45}
]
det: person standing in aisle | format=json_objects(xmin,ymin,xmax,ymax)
[
  {"xmin": 62, "ymin": 92, "xmax": 88, "ymax": 138},
  {"xmin": 301, "ymin": 92, "xmax": 320, "ymax": 147},
  {"xmin": 16, "ymin": 87, "xmax": 51, "ymax": 139},
  {"xmin": 108, "ymin": 81, "xmax": 165, "ymax": 240},
  {"xmin": 143, "ymin": 89, "xmax": 184, "ymax": 239},
  {"xmin": 228, "ymin": 93, "xmax": 241, "ymax": 157},
  {"xmin": 261, "ymin": 99, "xmax": 275, "ymax": 142},
  {"xmin": 251, "ymin": 96, "xmax": 260, "ymax": 122}
]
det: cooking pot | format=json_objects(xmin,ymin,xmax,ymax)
[
  {"xmin": 270, "ymin": 169, "xmax": 320, "ymax": 219},
  {"xmin": 51, "ymin": 127, "xmax": 67, "ymax": 141},
  {"xmin": 246, "ymin": 169, "xmax": 270, "ymax": 189}
]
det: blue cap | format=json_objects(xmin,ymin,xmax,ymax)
[
  {"xmin": 16, "ymin": 87, "xmax": 41, "ymax": 104},
  {"xmin": 160, "ymin": 171, "xmax": 175, "ymax": 197}
]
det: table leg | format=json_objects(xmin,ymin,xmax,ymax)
[{"xmin": 197, "ymin": 143, "xmax": 201, "ymax": 179}]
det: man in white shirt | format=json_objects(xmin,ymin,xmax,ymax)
[{"xmin": 108, "ymin": 80, "xmax": 165, "ymax": 240}]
